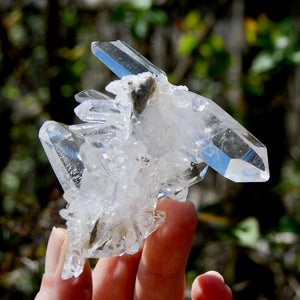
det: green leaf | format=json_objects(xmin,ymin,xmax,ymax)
[
  {"xmin": 193, "ymin": 60, "xmax": 209, "ymax": 76},
  {"xmin": 199, "ymin": 43, "xmax": 212, "ymax": 57},
  {"xmin": 209, "ymin": 35, "xmax": 225, "ymax": 51},
  {"xmin": 251, "ymin": 52, "xmax": 275, "ymax": 73},
  {"xmin": 131, "ymin": 0, "xmax": 152, "ymax": 10},
  {"xmin": 233, "ymin": 217, "xmax": 260, "ymax": 248},
  {"xmin": 8, "ymin": 23, "xmax": 26, "ymax": 45},
  {"xmin": 71, "ymin": 60, "xmax": 86, "ymax": 77},
  {"xmin": 111, "ymin": 5, "xmax": 128, "ymax": 21},
  {"xmin": 59, "ymin": 9, "xmax": 78, "ymax": 28},
  {"xmin": 178, "ymin": 34, "xmax": 198, "ymax": 56},
  {"xmin": 2, "ymin": 85, "xmax": 20, "ymax": 99},
  {"xmin": 60, "ymin": 84, "xmax": 74, "ymax": 98},
  {"xmin": 183, "ymin": 10, "xmax": 202, "ymax": 30},
  {"xmin": 290, "ymin": 51, "xmax": 300, "ymax": 64},
  {"xmin": 148, "ymin": 9, "xmax": 168, "ymax": 26},
  {"xmin": 274, "ymin": 35, "xmax": 290, "ymax": 50},
  {"xmin": 132, "ymin": 18, "xmax": 148, "ymax": 39}
]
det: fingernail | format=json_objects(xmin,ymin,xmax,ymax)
[
  {"xmin": 205, "ymin": 270, "xmax": 225, "ymax": 282},
  {"xmin": 45, "ymin": 227, "xmax": 69, "ymax": 275}
]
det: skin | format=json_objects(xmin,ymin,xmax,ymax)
[{"xmin": 35, "ymin": 198, "xmax": 232, "ymax": 300}]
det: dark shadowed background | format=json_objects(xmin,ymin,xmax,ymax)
[{"xmin": 0, "ymin": 0, "xmax": 300, "ymax": 299}]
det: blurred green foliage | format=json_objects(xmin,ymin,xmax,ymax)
[
  {"xmin": 178, "ymin": 10, "xmax": 231, "ymax": 79},
  {"xmin": 244, "ymin": 15, "xmax": 300, "ymax": 96},
  {"xmin": 111, "ymin": 0, "xmax": 168, "ymax": 39},
  {"xmin": 172, "ymin": 9, "xmax": 231, "ymax": 99},
  {"xmin": 0, "ymin": 1, "xmax": 300, "ymax": 299}
]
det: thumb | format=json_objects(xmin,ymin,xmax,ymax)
[
  {"xmin": 191, "ymin": 271, "xmax": 232, "ymax": 300},
  {"xmin": 35, "ymin": 227, "xmax": 92, "ymax": 300}
]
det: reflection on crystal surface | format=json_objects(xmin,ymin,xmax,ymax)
[
  {"xmin": 75, "ymin": 89, "xmax": 112, "ymax": 103},
  {"xmin": 91, "ymin": 41, "xmax": 166, "ymax": 79},
  {"xmin": 39, "ymin": 41, "xmax": 269, "ymax": 279}
]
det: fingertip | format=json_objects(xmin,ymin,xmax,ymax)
[
  {"xmin": 191, "ymin": 271, "xmax": 232, "ymax": 300},
  {"xmin": 36, "ymin": 228, "xmax": 92, "ymax": 300},
  {"xmin": 203, "ymin": 270, "xmax": 225, "ymax": 282},
  {"xmin": 156, "ymin": 198, "xmax": 198, "ymax": 233},
  {"xmin": 134, "ymin": 198, "xmax": 198, "ymax": 299},
  {"xmin": 45, "ymin": 227, "xmax": 69, "ymax": 276}
]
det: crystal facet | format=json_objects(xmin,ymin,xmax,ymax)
[
  {"xmin": 39, "ymin": 40, "xmax": 269, "ymax": 279},
  {"xmin": 91, "ymin": 41, "xmax": 166, "ymax": 79}
]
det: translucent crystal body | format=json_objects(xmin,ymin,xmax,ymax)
[{"xmin": 39, "ymin": 41, "xmax": 269, "ymax": 279}]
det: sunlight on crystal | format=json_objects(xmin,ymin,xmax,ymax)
[{"xmin": 39, "ymin": 40, "xmax": 269, "ymax": 279}]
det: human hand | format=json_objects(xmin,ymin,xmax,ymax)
[{"xmin": 35, "ymin": 198, "xmax": 232, "ymax": 300}]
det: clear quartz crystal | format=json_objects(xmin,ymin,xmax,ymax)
[{"xmin": 39, "ymin": 41, "xmax": 269, "ymax": 279}]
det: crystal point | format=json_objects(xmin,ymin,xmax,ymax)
[
  {"xmin": 189, "ymin": 93, "xmax": 269, "ymax": 182},
  {"xmin": 39, "ymin": 41, "xmax": 270, "ymax": 280},
  {"xmin": 91, "ymin": 41, "xmax": 166, "ymax": 79}
]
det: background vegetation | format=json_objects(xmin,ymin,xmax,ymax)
[{"xmin": 0, "ymin": 0, "xmax": 300, "ymax": 299}]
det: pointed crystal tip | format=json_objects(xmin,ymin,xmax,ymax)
[{"xmin": 91, "ymin": 41, "xmax": 166, "ymax": 79}]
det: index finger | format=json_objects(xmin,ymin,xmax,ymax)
[{"xmin": 134, "ymin": 198, "xmax": 198, "ymax": 299}]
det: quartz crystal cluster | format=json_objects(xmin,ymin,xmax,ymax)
[{"xmin": 39, "ymin": 40, "xmax": 270, "ymax": 279}]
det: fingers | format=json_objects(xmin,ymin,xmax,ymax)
[
  {"xmin": 36, "ymin": 203, "xmax": 232, "ymax": 300},
  {"xmin": 92, "ymin": 251, "xmax": 141, "ymax": 300},
  {"xmin": 92, "ymin": 198, "xmax": 197, "ymax": 300},
  {"xmin": 191, "ymin": 271, "xmax": 233, "ymax": 300},
  {"xmin": 35, "ymin": 227, "xmax": 92, "ymax": 300},
  {"xmin": 133, "ymin": 198, "xmax": 198, "ymax": 300}
]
